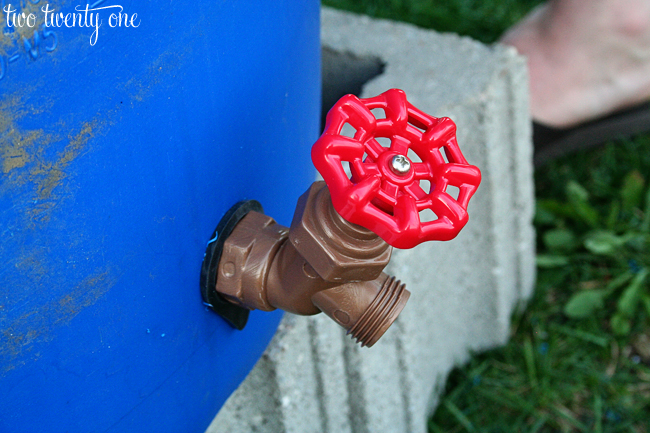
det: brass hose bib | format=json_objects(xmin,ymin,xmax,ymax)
[{"xmin": 200, "ymin": 89, "xmax": 481, "ymax": 347}]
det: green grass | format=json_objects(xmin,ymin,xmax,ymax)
[
  {"xmin": 430, "ymin": 138, "xmax": 650, "ymax": 432},
  {"xmin": 322, "ymin": 0, "xmax": 544, "ymax": 43},
  {"xmin": 324, "ymin": 1, "xmax": 650, "ymax": 431}
]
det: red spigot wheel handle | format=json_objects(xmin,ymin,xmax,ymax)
[{"xmin": 312, "ymin": 89, "xmax": 481, "ymax": 249}]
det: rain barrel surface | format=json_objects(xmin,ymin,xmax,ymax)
[{"xmin": 0, "ymin": 1, "xmax": 320, "ymax": 431}]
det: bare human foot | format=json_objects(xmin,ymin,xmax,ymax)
[{"xmin": 500, "ymin": 0, "xmax": 650, "ymax": 128}]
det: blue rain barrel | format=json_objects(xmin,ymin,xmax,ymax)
[{"xmin": 0, "ymin": 1, "xmax": 320, "ymax": 432}]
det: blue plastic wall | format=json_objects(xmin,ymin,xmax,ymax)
[{"xmin": 0, "ymin": 1, "xmax": 320, "ymax": 432}]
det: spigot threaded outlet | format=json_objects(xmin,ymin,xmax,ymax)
[
  {"xmin": 311, "ymin": 274, "xmax": 410, "ymax": 348},
  {"xmin": 349, "ymin": 276, "xmax": 408, "ymax": 347}
]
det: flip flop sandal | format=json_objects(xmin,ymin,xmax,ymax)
[{"xmin": 533, "ymin": 101, "xmax": 650, "ymax": 167}]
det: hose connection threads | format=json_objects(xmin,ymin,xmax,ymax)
[
  {"xmin": 348, "ymin": 275, "xmax": 409, "ymax": 347},
  {"xmin": 310, "ymin": 273, "xmax": 410, "ymax": 348}
]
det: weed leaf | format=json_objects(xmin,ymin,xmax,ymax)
[
  {"xmin": 611, "ymin": 313, "xmax": 631, "ymax": 336},
  {"xmin": 620, "ymin": 170, "xmax": 645, "ymax": 213},
  {"xmin": 536, "ymin": 255, "xmax": 570, "ymax": 268},
  {"xmin": 543, "ymin": 229, "xmax": 576, "ymax": 252},
  {"xmin": 564, "ymin": 290, "xmax": 607, "ymax": 318},
  {"xmin": 566, "ymin": 181, "xmax": 599, "ymax": 227},
  {"xmin": 583, "ymin": 230, "xmax": 628, "ymax": 255},
  {"xmin": 616, "ymin": 268, "xmax": 649, "ymax": 318}
]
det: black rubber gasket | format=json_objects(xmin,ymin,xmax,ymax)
[{"xmin": 200, "ymin": 200, "xmax": 263, "ymax": 330}]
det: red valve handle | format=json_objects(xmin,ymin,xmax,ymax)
[{"xmin": 312, "ymin": 89, "xmax": 481, "ymax": 249}]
